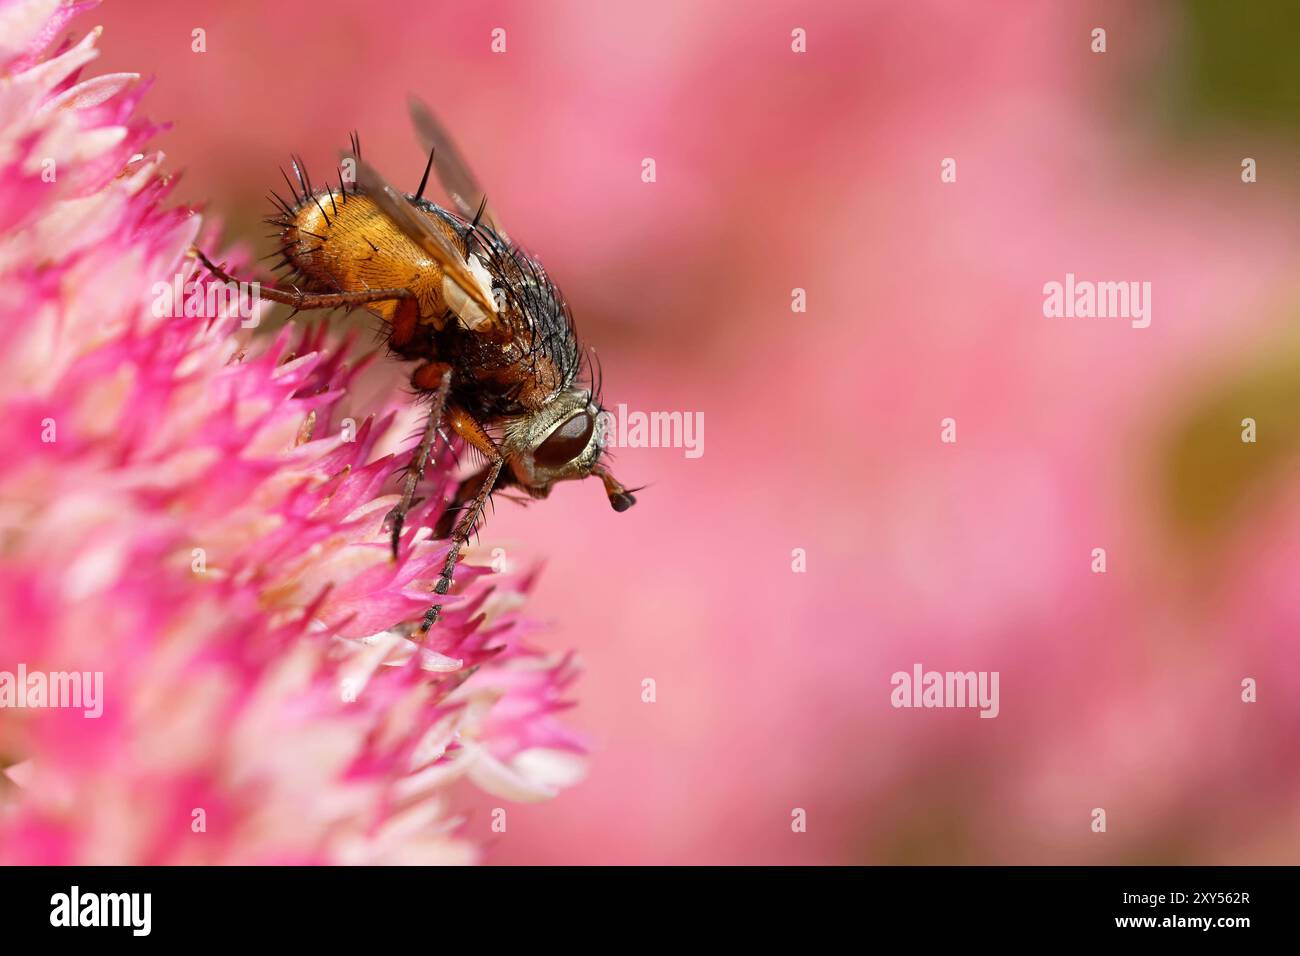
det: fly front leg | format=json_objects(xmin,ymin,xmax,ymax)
[
  {"xmin": 384, "ymin": 362, "xmax": 453, "ymax": 560},
  {"xmin": 433, "ymin": 463, "xmax": 513, "ymax": 539},
  {"xmin": 419, "ymin": 407, "xmax": 504, "ymax": 634}
]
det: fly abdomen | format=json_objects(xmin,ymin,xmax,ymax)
[{"xmin": 272, "ymin": 177, "xmax": 448, "ymax": 324}]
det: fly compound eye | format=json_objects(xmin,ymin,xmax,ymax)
[{"xmin": 535, "ymin": 411, "xmax": 594, "ymax": 467}]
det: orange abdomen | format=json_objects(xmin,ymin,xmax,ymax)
[{"xmin": 282, "ymin": 191, "xmax": 452, "ymax": 324}]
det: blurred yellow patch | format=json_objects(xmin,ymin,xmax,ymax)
[{"xmin": 1164, "ymin": 337, "xmax": 1300, "ymax": 535}]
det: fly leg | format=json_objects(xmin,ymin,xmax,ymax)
[
  {"xmin": 419, "ymin": 407, "xmax": 503, "ymax": 634},
  {"xmin": 190, "ymin": 247, "xmax": 410, "ymax": 313},
  {"xmin": 384, "ymin": 363, "xmax": 453, "ymax": 560},
  {"xmin": 432, "ymin": 464, "xmax": 510, "ymax": 539}
]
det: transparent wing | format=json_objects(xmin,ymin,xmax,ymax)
[
  {"xmin": 408, "ymin": 96, "xmax": 510, "ymax": 244},
  {"xmin": 345, "ymin": 152, "xmax": 497, "ymax": 318}
]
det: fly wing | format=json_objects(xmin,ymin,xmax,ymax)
[
  {"xmin": 408, "ymin": 96, "xmax": 510, "ymax": 245},
  {"xmin": 345, "ymin": 151, "xmax": 498, "ymax": 319}
]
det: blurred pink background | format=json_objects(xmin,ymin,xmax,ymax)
[{"xmin": 89, "ymin": 0, "xmax": 1300, "ymax": 863}]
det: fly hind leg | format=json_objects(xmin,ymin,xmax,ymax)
[{"xmin": 190, "ymin": 247, "xmax": 410, "ymax": 314}]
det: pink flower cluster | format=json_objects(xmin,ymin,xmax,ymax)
[{"xmin": 0, "ymin": 0, "xmax": 582, "ymax": 864}]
